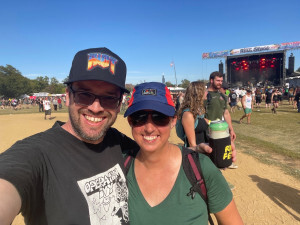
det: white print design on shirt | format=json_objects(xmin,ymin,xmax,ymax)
[{"xmin": 77, "ymin": 164, "xmax": 129, "ymax": 225}]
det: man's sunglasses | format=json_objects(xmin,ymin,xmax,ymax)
[
  {"xmin": 69, "ymin": 85, "xmax": 121, "ymax": 109},
  {"xmin": 129, "ymin": 110, "xmax": 171, "ymax": 127}
]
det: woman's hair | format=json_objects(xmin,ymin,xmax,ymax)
[{"xmin": 177, "ymin": 81, "xmax": 206, "ymax": 119}]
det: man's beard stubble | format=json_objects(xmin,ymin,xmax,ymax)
[{"xmin": 68, "ymin": 107, "xmax": 117, "ymax": 143}]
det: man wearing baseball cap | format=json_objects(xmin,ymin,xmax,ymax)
[{"xmin": 0, "ymin": 48, "xmax": 138, "ymax": 225}]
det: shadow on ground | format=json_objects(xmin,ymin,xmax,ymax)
[{"xmin": 250, "ymin": 175, "xmax": 300, "ymax": 221}]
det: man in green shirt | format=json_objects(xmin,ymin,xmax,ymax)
[{"xmin": 205, "ymin": 72, "xmax": 238, "ymax": 172}]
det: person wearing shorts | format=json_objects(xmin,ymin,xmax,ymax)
[
  {"xmin": 255, "ymin": 88, "xmax": 262, "ymax": 111},
  {"xmin": 228, "ymin": 89, "xmax": 238, "ymax": 113},
  {"xmin": 239, "ymin": 89, "xmax": 253, "ymax": 124},
  {"xmin": 43, "ymin": 97, "xmax": 52, "ymax": 120}
]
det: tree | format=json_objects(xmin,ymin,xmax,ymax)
[
  {"xmin": 125, "ymin": 84, "xmax": 135, "ymax": 93},
  {"xmin": 297, "ymin": 67, "xmax": 300, "ymax": 72},
  {"xmin": 0, "ymin": 65, "xmax": 32, "ymax": 98},
  {"xmin": 180, "ymin": 79, "xmax": 190, "ymax": 88},
  {"xmin": 45, "ymin": 77, "xmax": 65, "ymax": 94},
  {"xmin": 33, "ymin": 76, "xmax": 49, "ymax": 92},
  {"xmin": 165, "ymin": 81, "xmax": 175, "ymax": 87}
]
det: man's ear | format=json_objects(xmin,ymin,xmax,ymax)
[{"xmin": 65, "ymin": 88, "xmax": 70, "ymax": 107}]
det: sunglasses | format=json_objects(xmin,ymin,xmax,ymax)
[
  {"xmin": 69, "ymin": 86, "xmax": 120, "ymax": 109},
  {"xmin": 129, "ymin": 110, "xmax": 171, "ymax": 127}
]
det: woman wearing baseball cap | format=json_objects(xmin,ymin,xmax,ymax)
[{"xmin": 124, "ymin": 82, "xmax": 243, "ymax": 225}]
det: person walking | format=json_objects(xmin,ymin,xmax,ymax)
[
  {"xmin": 239, "ymin": 89, "xmax": 254, "ymax": 124},
  {"xmin": 0, "ymin": 47, "xmax": 139, "ymax": 225},
  {"xmin": 228, "ymin": 89, "xmax": 238, "ymax": 113},
  {"xmin": 52, "ymin": 97, "xmax": 58, "ymax": 111},
  {"xmin": 43, "ymin": 97, "xmax": 52, "ymax": 120},
  {"xmin": 255, "ymin": 88, "xmax": 262, "ymax": 111}
]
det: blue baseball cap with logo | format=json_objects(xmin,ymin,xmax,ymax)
[{"xmin": 124, "ymin": 82, "xmax": 175, "ymax": 117}]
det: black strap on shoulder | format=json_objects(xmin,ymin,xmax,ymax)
[
  {"xmin": 124, "ymin": 155, "xmax": 133, "ymax": 175},
  {"xmin": 182, "ymin": 147, "xmax": 214, "ymax": 225}
]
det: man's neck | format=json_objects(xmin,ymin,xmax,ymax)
[{"xmin": 208, "ymin": 87, "xmax": 219, "ymax": 92}]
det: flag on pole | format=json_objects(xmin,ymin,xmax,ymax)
[{"xmin": 170, "ymin": 61, "xmax": 174, "ymax": 67}]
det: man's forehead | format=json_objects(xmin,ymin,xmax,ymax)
[{"xmin": 214, "ymin": 76, "xmax": 223, "ymax": 81}]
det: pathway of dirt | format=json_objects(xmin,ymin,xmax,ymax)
[{"xmin": 0, "ymin": 113, "xmax": 299, "ymax": 225}]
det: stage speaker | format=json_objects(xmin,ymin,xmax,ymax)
[
  {"xmin": 219, "ymin": 61, "xmax": 224, "ymax": 74},
  {"xmin": 288, "ymin": 54, "xmax": 295, "ymax": 74}
]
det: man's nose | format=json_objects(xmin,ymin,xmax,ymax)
[{"xmin": 87, "ymin": 98, "xmax": 105, "ymax": 112}]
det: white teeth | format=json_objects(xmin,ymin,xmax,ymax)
[
  {"xmin": 143, "ymin": 136, "xmax": 157, "ymax": 141},
  {"xmin": 85, "ymin": 115, "xmax": 103, "ymax": 122}
]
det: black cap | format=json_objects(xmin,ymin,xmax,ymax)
[{"xmin": 65, "ymin": 47, "xmax": 129, "ymax": 93}]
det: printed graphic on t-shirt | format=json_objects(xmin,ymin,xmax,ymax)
[{"xmin": 77, "ymin": 164, "xmax": 129, "ymax": 225}]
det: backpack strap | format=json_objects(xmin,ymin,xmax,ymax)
[
  {"xmin": 124, "ymin": 155, "xmax": 134, "ymax": 175},
  {"xmin": 182, "ymin": 147, "xmax": 214, "ymax": 225}
]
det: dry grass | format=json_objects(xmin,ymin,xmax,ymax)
[{"xmin": 230, "ymin": 100, "xmax": 300, "ymax": 179}]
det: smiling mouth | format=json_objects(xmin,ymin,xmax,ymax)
[
  {"xmin": 84, "ymin": 115, "xmax": 104, "ymax": 122},
  {"xmin": 143, "ymin": 136, "xmax": 158, "ymax": 141}
]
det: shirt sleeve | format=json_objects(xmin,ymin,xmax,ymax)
[
  {"xmin": 199, "ymin": 154, "xmax": 233, "ymax": 213},
  {"xmin": 0, "ymin": 139, "xmax": 44, "ymax": 216}
]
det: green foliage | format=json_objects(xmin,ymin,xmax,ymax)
[
  {"xmin": 0, "ymin": 65, "xmax": 66, "ymax": 97},
  {"xmin": 180, "ymin": 79, "xmax": 190, "ymax": 88},
  {"xmin": 165, "ymin": 81, "xmax": 175, "ymax": 87},
  {"xmin": 0, "ymin": 65, "xmax": 33, "ymax": 98},
  {"xmin": 297, "ymin": 67, "xmax": 300, "ymax": 72}
]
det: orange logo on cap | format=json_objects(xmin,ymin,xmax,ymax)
[{"xmin": 87, "ymin": 53, "xmax": 118, "ymax": 75}]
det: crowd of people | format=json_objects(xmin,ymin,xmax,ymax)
[{"xmin": 0, "ymin": 96, "xmax": 66, "ymax": 112}]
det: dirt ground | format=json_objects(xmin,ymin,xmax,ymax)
[{"xmin": 0, "ymin": 113, "xmax": 299, "ymax": 225}]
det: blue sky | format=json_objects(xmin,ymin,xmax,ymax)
[{"xmin": 0, "ymin": 0, "xmax": 299, "ymax": 85}]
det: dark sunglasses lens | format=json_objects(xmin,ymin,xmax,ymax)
[
  {"xmin": 75, "ymin": 92, "xmax": 94, "ymax": 106},
  {"xmin": 130, "ymin": 111, "xmax": 148, "ymax": 126},
  {"xmin": 100, "ymin": 96, "xmax": 120, "ymax": 109},
  {"xmin": 152, "ymin": 112, "xmax": 170, "ymax": 126},
  {"xmin": 74, "ymin": 92, "xmax": 119, "ymax": 109},
  {"xmin": 130, "ymin": 111, "xmax": 170, "ymax": 127}
]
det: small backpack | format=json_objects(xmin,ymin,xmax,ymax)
[
  {"xmin": 175, "ymin": 109, "xmax": 200, "ymax": 146},
  {"xmin": 124, "ymin": 147, "xmax": 214, "ymax": 225}
]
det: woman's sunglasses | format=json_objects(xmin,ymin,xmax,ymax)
[{"xmin": 129, "ymin": 110, "xmax": 171, "ymax": 127}]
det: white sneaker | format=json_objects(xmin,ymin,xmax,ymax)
[{"xmin": 228, "ymin": 163, "xmax": 238, "ymax": 169}]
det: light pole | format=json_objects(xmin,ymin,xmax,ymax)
[{"xmin": 170, "ymin": 61, "xmax": 178, "ymax": 87}]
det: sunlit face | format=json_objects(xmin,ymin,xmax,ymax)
[
  {"xmin": 128, "ymin": 110, "xmax": 176, "ymax": 153},
  {"xmin": 66, "ymin": 80, "xmax": 121, "ymax": 144},
  {"xmin": 211, "ymin": 76, "xmax": 223, "ymax": 90}
]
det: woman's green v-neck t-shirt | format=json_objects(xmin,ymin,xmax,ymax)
[{"xmin": 126, "ymin": 149, "xmax": 232, "ymax": 225}]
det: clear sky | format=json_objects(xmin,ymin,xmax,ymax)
[{"xmin": 1, "ymin": 0, "xmax": 299, "ymax": 85}]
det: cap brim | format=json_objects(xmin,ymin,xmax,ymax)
[{"xmin": 124, "ymin": 100, "xmax": 175, "ymax": 117}]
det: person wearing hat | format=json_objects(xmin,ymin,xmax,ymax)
[
  {"xmin": 239, "ymin": 89, "xmax": 254, "ymax": 124},
  {"xmin": 0, "ymin": 48, "xmax": 139, "ymax": 224},
  {"xmin": 124, "ymin": 82, "xmax": 243, "ymax": 225}
]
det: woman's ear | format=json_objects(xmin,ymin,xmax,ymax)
[
  {"xmin": 170, "ymin": 115, "xmax": 177, "ymax": 129},
  {"xmin": 127, "ymin": 117, "xmax": 133, "ymax": 127}
]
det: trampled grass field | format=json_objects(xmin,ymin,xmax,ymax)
[{"xmin": 229, "ymin": 100, "xmax": 300, "ymax": 179}]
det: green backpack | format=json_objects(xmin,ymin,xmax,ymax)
[{"xmin": 175, "ymin": 109, "xmax": 200, "ymax": 146}]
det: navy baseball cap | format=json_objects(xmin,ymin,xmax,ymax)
[
  {"xmin": 65, "ymin": 47, "xmax": 129, "ymax": 93},
  {"xmin": 124, "ymin": 82, "xmax": 175, "ymax": 117}
]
